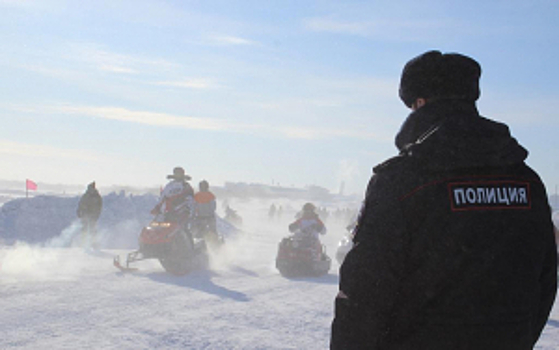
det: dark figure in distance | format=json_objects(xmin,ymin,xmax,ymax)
[{"xmin": 77, "ymin": 181, "xmax": 103, "ymax": 247}]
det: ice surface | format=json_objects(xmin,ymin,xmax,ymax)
[{"xmin": 0, "ymin": 194, "xmax": 557, "ymax": 349}]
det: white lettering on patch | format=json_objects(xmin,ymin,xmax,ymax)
[{"xmin": 449, "ymin": 181, "xmax": 531, "ymax": 211}]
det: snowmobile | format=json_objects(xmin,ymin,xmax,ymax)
[
  {"xmin": 335, "ymin": 235, "xmax": 353, "ymax": 265},
  {"xmin": 114, "ymin": 218, "xmax": 209, "ymax": 275},
  {"xmin": 224, "ymin": 206, "xmax": 243, "ymax": 226},
  {"xmin": 336, "ymin": 222, "xmax": 356, "ymax": 265},
  {"xmin": 275, "ymin": 229, "xmax": 331, "ymax": 277}
]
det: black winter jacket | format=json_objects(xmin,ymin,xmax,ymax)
[
  {"xmin": 331, "ymin": 100, "xmax": 557, "ymax": 350},
  {"xmin": 77, "ymin": 187, "xmax": 103, "ymax": 221}
]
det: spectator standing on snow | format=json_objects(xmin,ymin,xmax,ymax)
[
  {"xmin": 77, "ymin": 181, "xmax": 103, "ymax": 246},
  {"xmin": 331, "ymin": 51, "xmax": 557, "ymax": 349}
]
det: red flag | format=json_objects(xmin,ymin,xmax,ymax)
[{"xmin": 26, "ymin": 179, "xmax": 37, "ymax": 191}]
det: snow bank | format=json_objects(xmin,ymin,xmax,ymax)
[
  {"xmin": 0, "ymin": 191, "xmax": 157, "ymax": 248},
  {"xmin": 0, "ymin": 191, "xmax": 243, "ymax": 251}
]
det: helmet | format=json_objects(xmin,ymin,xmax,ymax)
[
  {"xmin": 199, "ymin": 180, "xmax": 209, "ymax": 191},
  {"xmin": 303, "ymin": 202, "xmax": 316, "ymax": 212}
]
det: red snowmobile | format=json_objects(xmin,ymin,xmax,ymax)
[
  {"xmin": 275, "ymin": 229, "xmax": 331, "ymax": 277},
  {"xmin": 114, "ymin": 219, "xmax": 209, "ymax": 275}
]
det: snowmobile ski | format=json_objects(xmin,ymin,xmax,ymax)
[{"xmin": 113, "ymin": 255, "xmax": 138, "ymax": 272}]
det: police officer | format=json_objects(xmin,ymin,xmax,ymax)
[{"xmin": 331, "ymin": 51, "xmax": 557, "ymax": 349}]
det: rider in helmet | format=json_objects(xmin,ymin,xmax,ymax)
[
  {"xmin": 151, "ymin": 167, "xmax": 195, "ymax": 223},
  {"xmin": 289, "ymin": 203, "xmax": 326, "ymax": 255},
  {"xmin": 194, "ymin": 180, "xmax": 217, "ymax": 236}
]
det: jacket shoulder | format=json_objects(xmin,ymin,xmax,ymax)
[
  {"xmin": 372, "ymin": 154, "xmax": 410, "ymax": 175},
  {"xmin": 195, "ymin": 192, "xmax": 215, "ymax": 203},
  {"xmin": 365, "ymin": 153, "xmax": 423, "ymax": 207}
]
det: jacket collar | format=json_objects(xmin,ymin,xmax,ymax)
[
  {"xmin": 395, "ymin": 99, "xmax": 479, "ymax": 151},
  {"xmin": 392, "ymin": 99, "xmax": 527, "ymax": 171}
]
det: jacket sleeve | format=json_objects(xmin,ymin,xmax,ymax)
[
  {"xmin": 90, "ymin": 194, "xmax": 102, "ymax": 220},
  {"xmin": 532, "ymin": 224, "xmax": 558, "ymax": 345},
  {"xmin": 331, "ymin": 174, "xmax": 408, "ymax": 349},
  {"xmin": 211, "ymin": 199, "xmax": 217, "ymax": 214},
  {"xmin": 77, "ymin": 195, "xmax": 85, "ymax": 218},
  {"xmin": 315, "ymin": 219, "xmax": 326, "ymax": 234},
  {"xmin": 288, "ymin": 220, "xmax": 299, "ymax": 233}
]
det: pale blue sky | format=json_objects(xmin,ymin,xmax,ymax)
[{"xmin": 1, "ymin": 0, "xmax": 558, "ymax": 196}]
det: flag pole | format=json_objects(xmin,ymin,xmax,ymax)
[{"xmin": 25, "ymin": 179, "xmax": 38, "ymax": 198}]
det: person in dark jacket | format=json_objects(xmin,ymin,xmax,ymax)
[
  {"xmin": 330, "ymin": 51, "xmax": 557, "ymax": 349},
  {"xmin": 77, "ymin": 181, "xmax": 103, "ymax": 247}
]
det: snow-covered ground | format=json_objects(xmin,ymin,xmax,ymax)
[
  {"xmin": 0, "ymin": 195, "xmax": 349, "ymax": 349},
  {"xmin": 0, "ymin": 196, "xmax": 558, "ymax": 349}
]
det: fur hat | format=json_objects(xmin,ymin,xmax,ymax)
[
  {"xmin": 399, "ymin": 50, "xmax": 481, "ymax": 108},
  {"xmin": 167, "ymin": 167, "xmax": 192, "ymax": 180}
]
